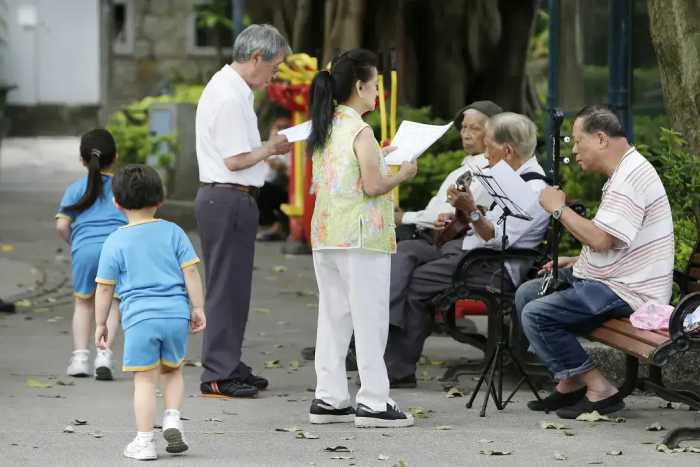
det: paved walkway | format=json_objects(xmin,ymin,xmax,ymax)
[{"xmin": 0, "ymin": 138, "xmax": 698, "ymax": 466}]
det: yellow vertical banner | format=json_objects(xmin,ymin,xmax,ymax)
[
  {"xmin": 389, "ymin": 70, "xmax": 400, "ymax": 206},
  {"xmin": 377, "ymin": 75, "xmax": 388, "ymax": 145}
]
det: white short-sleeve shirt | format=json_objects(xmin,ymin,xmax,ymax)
[
  {"xmin": 574, "ymin": 148, "xmax": 674, "ymax": 310},
  {"xmin": 195, "ymin": 65, "xmax": 269, "ymax": 186},
  {"xmin": 461, "ymin": 156, "xmax": 551, "ymax": 286}
]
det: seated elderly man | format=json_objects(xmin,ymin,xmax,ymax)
[
  {"xmin": 385, "ymin": 112, "xmax": 551, "ymax": 387},
  {"xmin": 394, "ymin": 100, "xmax": 502, "ymax": 239},
  {"xmin": 515, "ymin": 105, "xmax": 674, "ymax": 419}
]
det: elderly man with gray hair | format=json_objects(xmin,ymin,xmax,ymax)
[
  {"xmin": 384, "ymin": 112, "xmax": 552, "ymax": 387},
  {"xmin": 195, "ymin": 24, "xmax": 292, "ymax": 398}
]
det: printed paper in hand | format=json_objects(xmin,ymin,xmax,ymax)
[
  {"xmin": 385, "ymin": 121, "xmax": 454, "ymax": 165},
  {"xmin": 278, "ymin": 120, "xmax": 312, "ymax": 142}
]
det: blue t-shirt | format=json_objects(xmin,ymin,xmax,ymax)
[
  {"xmin": 96, "ymin": 219, "xmax": 200, "ymax": 330},
  {"xmin": 57, "ymin": 174, "xmax": 127, "ymax": 253}
]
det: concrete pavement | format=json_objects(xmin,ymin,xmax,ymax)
[{"xmin": 1, "ymin": 137, "xmax": 699, "ymax": 467}]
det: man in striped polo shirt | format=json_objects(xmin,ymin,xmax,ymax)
[{"xmin": 515, "ymin": 105, "xmax": 674, "ymax": 419}]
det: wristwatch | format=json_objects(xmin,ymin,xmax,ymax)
[
  {"xmin": 552, "ymin": 204, "xmax": 566, "ymax": 220},
  {"xmin": 469, "ymin": 210, "xmax": 482, "ymax": 223}
]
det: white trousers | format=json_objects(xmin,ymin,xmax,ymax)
[{"xmin": 312, "ymin": 249, "xmax": 394, "ymax": 412}]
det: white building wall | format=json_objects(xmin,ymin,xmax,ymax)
[{"xmin": 2, "ymin": 0, "xmax": 100, "ymax": 105}]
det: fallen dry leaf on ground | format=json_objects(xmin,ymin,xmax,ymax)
[
  {"xmin": 63, "ymin": 425, "xmax": 74, "ymax": 433},
  {"xmin": 435, "ymin": 425, "xmax": 453, "ymax": 430},
  {"xmin": 553, "ymin": 451, "xmax": 567, "ymax": 460},
  {"xmin": 407, "ymin": 407, "xmax": 433, "ymax": 419},
  {"xmin": 378, "ymin": 454, "xmax": 390, "ymax": 460},
  {"xmin": 264, "ymin": 360, "xmax": 281, "ymax": 369},
  {"xmin": 26, "ymin": 378, "xmax": 52, "ymax": 389},
  {"xmin": 606, "ymin": 450, "xmax": 622, "ymax": 456},
  {"xmin": 480, "ymin": 449, "xmax": 511, "ymax": 456},
  {"xmin": 645, "ymin": 422, "xmax": 665, "ymax": 431},
  {"xmin": 575, "ymin": 411, "xmax": 625, "ymax": 423},
  {"xmin": 324, "ymin": 446, "xmax": 351, "ymax": 452},
  {"xmin": 272, "ymin": 265, "xmax": 288, "ymax": 273},
  {"xmin": 446, "ymin": 387, "xmax": 464, "ymax": 398},
  {"xmin": 275, "ymin": 426, "xmax": 303, "ymax": 432},
  {"xmin": 295, "ymin": 431, "xmax": 319, "ymax": 439},
  {"xmin": 540, "ymin": 421, "xmax": 568, "ymax": 430}
]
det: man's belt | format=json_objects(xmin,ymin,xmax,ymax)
[{"xmin": 200, "ymin": 182, "xmax": 259, "ymax": 197}]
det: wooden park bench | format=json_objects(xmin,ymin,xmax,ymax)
[
  {"xmin": 587, "ymin": 243, "xmax": 700, "ymax": 409},
  {"xmin": 433, "ymin": 231, "xmax": 700, "ymax": 410}
]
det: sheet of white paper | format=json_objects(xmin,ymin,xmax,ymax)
[
  {"xmin": 483, "ymin": 161, "xmax": 539, "ymax": 216},
  {"xmin": 385, "ymin": 121, "xmax": 454, "ymax": 165},
  {"xmin": 278, "ymin": 120, "xmax": 312, "ymax": 142}
]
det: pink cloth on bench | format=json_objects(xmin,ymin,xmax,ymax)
[{"xmin": 629, "ymin": 303, "xmax": 674, "ymax": 330}]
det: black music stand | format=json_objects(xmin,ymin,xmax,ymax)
[{"xmin": 464, "ymin": 167, "xmax": 542, "ymax": 417}]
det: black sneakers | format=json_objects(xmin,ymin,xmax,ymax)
[
  {"xmin": 200, "ymin": 379, "xmax": 258, "ymax": 399},
  {"xmin": 354, "ymin": 403, "xmax": 415, "ymax": 428},
  {"xmin": 242, "ymin": 373, "xmax": 269, "ymax": 390},
  {"xmin": 308, "ymin": 399, "xmax": 355, "ymax": 424}
]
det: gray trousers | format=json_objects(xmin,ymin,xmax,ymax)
[
  {"xmin": 385, "ymin": 237, "xmax": 512, "ymax": 379},
  {"xmin": 195, "ymin": 186, "xmax": 258, "ymax": 383}
]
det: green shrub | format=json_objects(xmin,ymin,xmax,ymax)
[{"xmin": 106, "ymin": 84, "xmax": 204, "ymax": 167}]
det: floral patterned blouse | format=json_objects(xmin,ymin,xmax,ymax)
[{"xmin": 310, "ymin": 105, "xmax": 396, "ymax": 254}]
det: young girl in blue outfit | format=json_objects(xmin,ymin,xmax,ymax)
[{"xmin": 56, "ymin": 129, "xmax": 127, "ymax": 380}]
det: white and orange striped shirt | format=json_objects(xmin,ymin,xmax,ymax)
[{"xmin": 573, "ymin": 147, "xmax": 674, "ymax": 311}]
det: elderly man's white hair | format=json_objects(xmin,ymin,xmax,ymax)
[
  {"xmin": 486, "ymin": 112, "xmax": 538, "ymax": 160},
  {"xmin": 232, "ymin": 24, "xmax": 291, "ymax": 62}
]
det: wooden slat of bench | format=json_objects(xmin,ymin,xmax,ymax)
[
  {"xmin": 588, "ymin": 327, "xmax": 656, "ymax": 362},
  {"xmin": 600, "ymin": 319, "xmax": 670, "ymax": 347},
  {"xmin": 689, "ymin": 267, "xmax": 700, "ymax": 280},
  {"xmin": 688, "ymin": 283, "xmax": 700, "ymax": 293}
]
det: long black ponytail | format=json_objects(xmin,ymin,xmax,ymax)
[
  {"xmin": 307, "ymin": 48, "xmax": 378, "ymax": 154},
  {"xmin": 65, "ymin": 128, "xmax": 117, "ymax": 212}
]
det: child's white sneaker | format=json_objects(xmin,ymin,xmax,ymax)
[
  {"xmin": 93, "ymin": 348, "xmax": 113, "ymax": 380},
  {"xmin": 162, "ymin": 409, "xmax": 188, "ymax": 454},
  {"xmin": 66, "ymin": 350, "xmax": 90, "ymax": 377},
  {"xmin": 123, "ymin": 435, "xmax": 157, "ymax": 460}
]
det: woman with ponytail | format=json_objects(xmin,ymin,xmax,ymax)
[
  {"xmin": 56, "ymin": 128, "xmax": 127, "ymax": 380},
  {"xmin": 307, "ymin": 48, "xmax": 417, "ymax": 428}
]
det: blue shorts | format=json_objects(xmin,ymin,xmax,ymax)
[
  {"xmin": 123, "ymin": 318, "xmax": 189, "ymax": 372},
  {"xmin": 71, "ymin": 243, "xmax": 102, "ymax": 298}
]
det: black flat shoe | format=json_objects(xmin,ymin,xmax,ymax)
[
  {"xmin": 556, "ymin": 393, "xmax": 625, "ymax": 419},
  {"xmin": 527, "ymin": 387, "xmax": 587, "ymax": 412}
]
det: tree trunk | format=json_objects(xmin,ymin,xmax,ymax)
[
  {"xmin": 648, "ymin": 0, "xmax": 700, "ymax": 156},
  {"xmin": 322, "ymin": 0, "xmax": 367, "ymax": 64},
  {"xmin": 472, "ymin": 0, "xmax": 539, "ymax": 115}
]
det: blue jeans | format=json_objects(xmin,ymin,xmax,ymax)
[{"xmin": 515, "ymin": 268, "xmax": 632, "ymax": 381}]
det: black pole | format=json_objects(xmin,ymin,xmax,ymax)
[{"xmin": 549, "ymin": 109, "xmax": 564, "ymax": 290}]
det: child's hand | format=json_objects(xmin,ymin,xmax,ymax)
[
  {"xmin": 95, "ymin": 324, "xmax": 108, "ymax": 349},
  {"xmin": 190, "ymin": 306, "xmax": 206, "ymax": 333}
]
